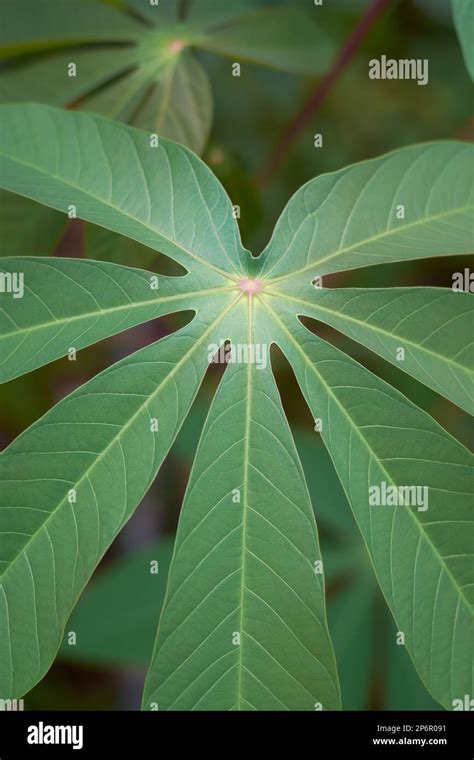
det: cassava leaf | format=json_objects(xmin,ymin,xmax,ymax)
[
  {"xmin": 130, "ymin": 51, "xmax": 213, "ymax": 156},
  {"xmin": 123, "ymin": 0, "xmax": 178, "ymax": 25},
  {"xmin": 261, "ymin": 299, "xmax": 473, "ymax": 710},
  {"xmin": 0, "ymin": 48, "xmax": 138, "ymax": 105},
  {"xmin": 266, "ymin": 284, "xmax": 474, "ymax": 414},
  {"xmin": 452, "ymin": 0, "xmax": 474, "ymax": 80},
  {"xmin": 143, "ymin": 317, "xmax": 340, "ymax": 710},
  {"xmin": 0, "ymin": 0, "xmax": 144, "ymax": 57},
  {"xmin": 185, "ymin": 0, "xmax": 262, "ymax": 30},
  {"xmin": 0, "ymin": 105, "xmax": 472, "ymax": 711},
  {"xmin": 258, "ymin": 142, "xmax": 474, "ymax": 282},
  {"xmin": 0, "ymin": 257, "xmax": 233, "ymax": 383}
]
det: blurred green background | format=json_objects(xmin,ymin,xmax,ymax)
[{"xmin": 0, "ymin": 0, "xmax": 472, "ymax": 710}]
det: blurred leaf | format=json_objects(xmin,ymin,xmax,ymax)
[
  {"xmin": 84, "ymin": 224, "xmax": 184, "ymax": 273},
  {"xmin": 186, "ymin": 0, "xmax": 263, "ymax": 29},
  {"xmin": 199, "ymin": 6, "xmax": 335, "ymax": 75},
  {"xmin": 0, "ymin": 192, "xmax": 65, "ymax": 256},
  {"xmin": 0, "ymin": 0, "xmax": 143, "ymax": 57},
  {"xmin": 59, "ymin": 538, "xmax": 174, "ymax": 668},
  {"xmin": 0, "ymin": 48, "xmax": 138, "ymax": 105},
  {"xmin": 328, "ymin": 570, "xmax": 374, "ymax": 710},
  {"xmin": 122, "ymin": 0, "xmax": 178, "ymax": 25},
  {"xmin": 452, "ymin": 0, "xmax": 474, "ymax": 80},
  {"xmin": 132, "ymin": 50, "xmax": 213, "ymax": 155}
]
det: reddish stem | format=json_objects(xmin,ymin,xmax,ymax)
[{"xmin": 256, "ymin": 0, "xmax": 393, "ymax": 188}]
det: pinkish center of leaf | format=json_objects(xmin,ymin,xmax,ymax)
[
  {"xmin": 238, "ymin": 278, "xmax": 264, "ymax": 294},
  {"xmin": 168, "ymin": 39, "xmax": 186, "ymax": 54}
]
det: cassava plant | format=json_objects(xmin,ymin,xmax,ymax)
[
  {"xmin": 0, "ymin": 0, "xmax": 334, "ymax": 259},
  {"xmin": 0, "ymin": 104, "xmax": 472, "ymax": 711}
]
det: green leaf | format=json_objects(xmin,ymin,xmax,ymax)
[
  {"xmin": 59, "ymin": 537, "xmax": 174, "ymax": 668},
  {"xmin": 452, "ymin": 0, "xmax": 474, "ymax": 80},
  {"xmin": 328, "ymin": 569, "xmax": 374, "ymax": 710},
  {"xmin": 0, "ymin": 107, "xmax": 471, "ymax": 711},
  {"xmin": 123, "ymin": 0, "xmax": 178, "ymax": 25},
  {"xmin": 258, "ymin": 142, "xmax": 474, "ymax": 282},
  {"xmin": 0, "ymin": 1, "xmax": 214, "ymax": 157},
  {"xmin": 268, "ymin": 285, "xmax": 474, "ymax": 414},
  {"xmin": 0, "ymin": 257, "xmax": 233, "ymax": 383},
  {"xmin": 262, "ymin": 299, "xmax": 473, "ymax": 710},
  {"xmin": 143, "ymin": 326, "xmax": 340, "ymax": 710},
  {"xmin": 0, "ymin": 48, "xmax": 138, "ymax": 105},
  {"xmin": 0, "ymin": 296, "xmax": 238, "ymax": 697},
  {"xmin": 186, "ymin": 0, "xmax": 262, "ymax": 29},
  {"xmin": 197, "ymin": 6, "xmax": 335, "ymax": 75},
  {"xmin": 131, "ymin": 51, "xmax": 213, "ymax": 155},
  {"xmin": 0, "ymin": 104, "xmax": 247, "ymax": 278},
  {"xmin": 0, "ymin": 0, "xmax": 144, "ymax": 57}
]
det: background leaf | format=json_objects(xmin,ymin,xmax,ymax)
[
  {"xmin": 59, "ymin": 537, "xmax": 174, "ymax": 668},
  {"xmin": 0, "ymin": 0, "xmax": 144, "ymax": 57},
  {"xmin": 452, "ymin": 0, "xmax": 474, "ymax": 80},
  {"xmin": 198, "ymin": 6, "xmax": 335, "ymax": 75}
]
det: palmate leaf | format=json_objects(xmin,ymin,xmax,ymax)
[{"xmin": 0, "ymin": 104, "xmax": 472, "ymax": 710}]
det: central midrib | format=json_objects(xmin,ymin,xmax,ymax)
[
  {"xmin": 237, "ymin": 294, "xmax": 254, "ymax": 710},
  {"xmin": 0, "ymin": 284, "xmax": 235, "ymax": 342}
]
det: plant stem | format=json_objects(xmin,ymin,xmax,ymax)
[{"xmin": 256, "ymin": 0, "xmax": 393, "ymax": 188}]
